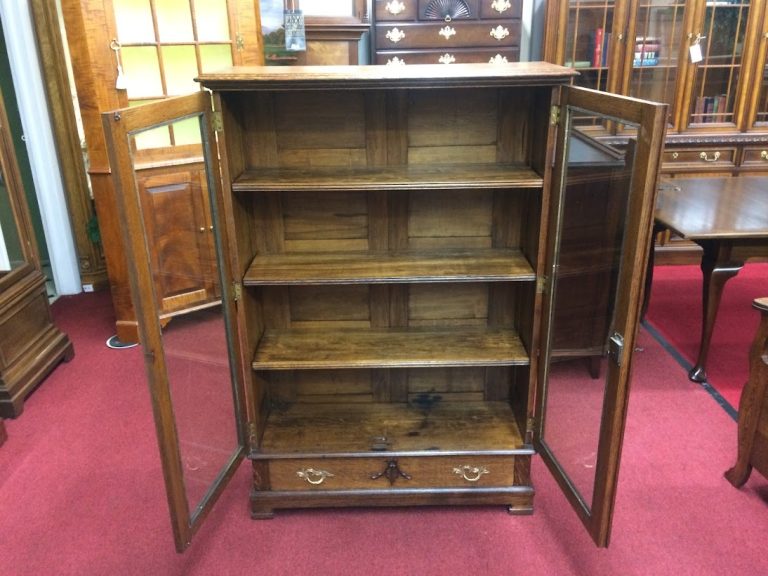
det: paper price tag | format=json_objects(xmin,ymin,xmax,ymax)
[{"xmin": 689, "ymin": 43, "xmax": 703, "ymax": 63}]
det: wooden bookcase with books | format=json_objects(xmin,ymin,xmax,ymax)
[{"xmin": 544, "ymin": 0, "xmax": 768, "ymax": 262}]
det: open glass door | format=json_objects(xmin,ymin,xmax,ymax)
[
  {"xmin": 535, "ymin": 86, "xmax": 666, "ymax": 547},
  {"xmin": 102, "ymin": 91, "xmax": 247, "ymax": 552}
]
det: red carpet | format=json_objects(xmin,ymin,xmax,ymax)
[
  {"xmin": 1, "ymin": 290, "xmax": 767, "ymax": 575},
  {"xmin": 645, "ymin": 263, "xmax": 768, "ymax": 408}
]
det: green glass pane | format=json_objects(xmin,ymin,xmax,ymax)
[
  {"xmin": 156, "ymin": 0, "xmax": 194, "ymax": 42},
  {"xmin": 122, "ymin": 47, "xmax": 163, "ymax": 99},
  {"xmin": 173, "ymin": 116, "xmax": 203, "ymax": 146},
  {"xmin": 113, "ymin": 0, "xmax": 155, "ymax": 43},
  {"xmin": 129, "ymin": 100, "xmax": 171, "ymax": 149},
  {"xmin": 200, "ymin": 44, "xmax": 233, "ymax": 72},
  {"xmin": 195, "ymin": 0, "xmax": 230, "ymax": 41},
  {"xmin": 162, "ymin": 45, "xmax": 199, "ymax": 96}
]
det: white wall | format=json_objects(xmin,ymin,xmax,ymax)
[{"xmin": 0, "ymin": 0, "xmax": 81, "ymax": 295}]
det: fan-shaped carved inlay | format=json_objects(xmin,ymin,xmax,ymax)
[{"xmin": 424, "ymin": 0, "xmax": 472, "ymax": 20}]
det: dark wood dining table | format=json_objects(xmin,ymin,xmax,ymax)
[{"xmin": 651, "ymin": 176, "xmax": 768, "ymax": 383}]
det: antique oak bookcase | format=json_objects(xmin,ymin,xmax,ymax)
[{"xmin": 102, "ymin": 63, "xmax": 665, "ymax": 552}]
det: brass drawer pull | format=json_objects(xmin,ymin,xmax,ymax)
[
  {"xmin": 760, "ymin": 150, "xmax": 768, "ymax": 160},
  {"xmin": 699, "ymin": 151, "xmax": 721, "ymax": 162},
  {"xmin": 296, "ymin": 468, "xmax": 334, "ymax": 485},
  {"xmin": 371, "ymin": 459, "xmax": 412, "ymax": 485},
  {"xmin": 439, "ymin": 25, "xmax": 457, "ymax": 39},
  {"xmin": 492, "ymin": 0, "xmax": 512, "ymax": 13},
  {"xmin": 490, "ymin": 26, "xmax": 510, "ymax": 41},
  {"xmin": 386, "ymin": 28, "xmax": 405, "ymax": 43},
  {"xmin": 385, "ymin": 0, "xmax": 406, "ymax": 15},
  {"xmin": 489, "ymin": 54, "xmax": 508, "ymax": 64},
  {"xmin": 672, "ymin": 152, "xmax": 679, "ymax": 159},
  {"xmin": 439, "ymin": 53, "xmax": 456, "ymax": 64},
  {"xmin": 453, "ymin": 465, "xmax": 490, "ymax": 482},
  {"xmin": 386, "ymin": 57, "xmax": 406, "ymax": 65}
]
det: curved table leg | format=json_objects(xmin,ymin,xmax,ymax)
[{"xmin": 689, "ymin": 240, "xmax": 743, "ymax": 383}]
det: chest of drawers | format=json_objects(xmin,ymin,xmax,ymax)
[{"xmin": 374, "ymin": 0, "xmax": 523, "ymax": 65}]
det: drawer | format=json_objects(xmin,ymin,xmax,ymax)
[
  {"xmin": 376, "ymin": 48, "xmax": 520, "ymax": 65},
  {"xmin": 376, "ymin": 21, "xmax": 520, "ymax": 50},
  {"xmin": 479, "ymin": 0, "xmax": 523, "ymax": 19},
  {"xmin": 417, "ymin": 0, "xmax": 480, "ymax": 20},
  {"xmin": 661, "ymin": 147, "xmax": 736, "ymax": 171},
  {"xmin": 740, "ymin": 147, "xmax": 768, "ymax": 170},
  {"xmin": 265, "ymin": 454, "xmax": 521, "ymax": 491},
  {"xmin": 375, "ymin": 0, "xmax": 418, "ymax": 21}
]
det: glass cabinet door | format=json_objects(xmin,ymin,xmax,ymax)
[
  {"xmin": 682, "ymin": 0, "xmax": 752, "ymax": 129},
  {"xmin": 102, "ymin": 92, "xmax": 247, "ymax": 552},
  {"xmin": 536, "ymin": 85, "xmax": 666, "ymax": 547},
  {"xmin": 625, "ymin": 0, "xmax": 688, "ymax": 128},
  {"xmin": 745, "ymin": 2, "xmax": 768, "ymax": 130},
  {"xmin": 562, "ymin": 0, "xmax": 622, "ymax": 92}
]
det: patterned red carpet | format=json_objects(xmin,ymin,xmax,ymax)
[
  {"xmin": 0, "ymin": 290, "xmax": 767, "ymax": 575},
  {"xmin": 644, "ymin": 263, "xmax": 768, "ymax": 409}
]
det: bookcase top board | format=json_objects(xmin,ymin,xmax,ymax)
[{"xmin": 197, "ymin": 62, "xmax": 578, "ymax": 91}]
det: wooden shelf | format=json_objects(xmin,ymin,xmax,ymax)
[
  {"xmin": 253, "ymin": 327, "xmax": 529, "ymax": 370},
  {"xmin": 232, "ymin": 164, "xmax": 544, "ymax": 193},
  {"xmin": 244, "ymin": 248, "xmax": 536, "ymax": 285},
  {"xmin": 258, "ymin": 401, "xmax": 527, "ymax": 456}
]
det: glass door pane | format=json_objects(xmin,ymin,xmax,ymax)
[
  {"xmin": 103, "ymin": 93, "xmax": 245, "ymax": 551},
  {"xmin": 537, "ymin": 86, "xmax": 665, "ymax": 547},
  {"xmin": 686, "ymin": 0, "xmax": 750, "ymax": 128},
  {"xmin": 628, "ymin": 0, "xmax": 687, "ymax": 127}
]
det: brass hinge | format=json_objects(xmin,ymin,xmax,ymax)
[
  {"xmin": 536, "ymin": 275, "xmax": 549, "ymax": 294},
  {"xmin": 232, "ymin": 281, "xmax": 242, "ymax": 302},
  {"xmin": 236, "ymin": 33, "xmax": 245, "ymax": 51},
  {"xmin": 247, "ymin": 421, "xmax": 258, "ymax": 450},
  {"xmin": 550, "ymin": 105, "xmax": 561, "ymax": 126},
  {"xmin": 212, "ymin": 110, "xmax": 223, "ymax": 132}
]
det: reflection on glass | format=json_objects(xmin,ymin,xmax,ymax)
[
  {"xmin": 687, "ymin": 1, "xmax": 750, "ymax": 127},
  {"xmin": 156, "ymin": 0, "xmax": 194, "ymax": 43},
  {"xmin": 541, "ymin": 108, "xmax": 637, "ymax": 508},
  {"xmin": 129, "ymin": 115, "xmax": 237, "ymax": 517},
  {"xmin": 0, "ymin": 161, "xmax": 23, "ymax": 272},
  {"xmin": 113, "ymin": 0, "xmax": 155, "ymax": 43},
  {"xmin": 629, "ymin": 1, "xmax": 685, "ymax": 126}
]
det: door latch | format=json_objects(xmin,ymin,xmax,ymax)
[{"xmin": 608, "ymin": 332, "xmax": 624, "ymax": 366}]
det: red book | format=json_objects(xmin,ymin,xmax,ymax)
[{"xmin": 593, "ymin": 28, "xmax": 604, "ymax": 67}]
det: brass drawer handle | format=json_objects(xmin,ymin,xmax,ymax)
[
  {"xmin": 439, "ymin": 53, "xmax": 456, "ymax": 64},
  {"xmin": 453, "ymin": 465, "xmax": 490, "ymax": 482},
  {"xmin": 760, "ymin": 150, "xmax": 768, "ymax": 160},
  {"xmin": 386, "ymin": 28, "xmax": 405, "ymax": 43},
  {"xmin": 439, "ymin": 25, "xmax": 456, "ymax": 39},
  {"xmin": 385, "ymin": 0, "xmax": 406, "ymax": 15},
  {"xmin": 490, "ymin": 26, "xmax": 510, "ymax": 41},
  {"xmin": 492, "ymin": 0, "xmax": 512, "ymax": 13},
  {"xmin": 699, "ymin": 151, "xmax": 721, "ymax": 162},
  {"xmin": 489, "ymin": 54, "xmax": 508, "ymax": 64},
  {"xmin": 672, "ymin": 152, "xmax": 679, "ymax": 159},
  {"xmin": 386, "ymin": 57, "xmax": 406, "ymax": 65},
  {"xmin": 371, "ymin": 459, "xmax": 412, "ymax": 485},
  {"xmin": 296, "ymin": 468, "xmax": 334, "ymax": 485}
]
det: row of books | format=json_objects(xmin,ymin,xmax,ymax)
[
  {"xmin": 634, "ymin": 36, "xmax": 660, "ymax": 67},
  {"xmin": 694, "ymin": 95, "xmax": 729, "ymax": 123}
]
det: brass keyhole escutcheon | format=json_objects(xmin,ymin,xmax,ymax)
[{"xmin": 370, "ymin": 459, "xmax": 412, "ymax": 485}]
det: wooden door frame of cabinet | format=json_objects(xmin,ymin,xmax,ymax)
[{"xmin": 740, "ymin": 1, "xmax": 768, "ymax": 134}]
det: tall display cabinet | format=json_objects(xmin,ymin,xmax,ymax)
[
  {"xmin": 102, "ymin": 63, "xmax": 666, "ymax": 552},
  {"xmin": 543, "ymin": 0, "xmax": 768, "ymax": 260},
  {"xmin": 0, "ymin": 64, "xmax": 73, "ymax": 418}
]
